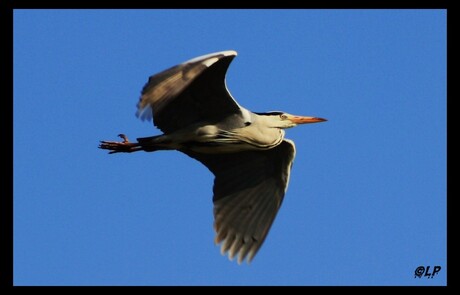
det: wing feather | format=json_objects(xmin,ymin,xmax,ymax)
[
  {"xmin": 182, "ymin": 140, "xmax": 296, "ymax": 264},
  {"xmin": 136, "ymin": 50, "xmax": 242, "ymax": 134}
]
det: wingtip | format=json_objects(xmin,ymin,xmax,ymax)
[
  {"xmin": 135, "ymin": 106, "xmax": 153, "ymax": 122},
  {"xmin": 222, "ymin": 50, "xmax": 237, "ymax": 56},
  {"xmin": 184, "ymin": 50, "xmax": 237, "ymax": 65}
]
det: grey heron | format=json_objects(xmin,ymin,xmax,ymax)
[{"xmin": 99, "ymin": 50, "xmax": 326, "ymax": 264}]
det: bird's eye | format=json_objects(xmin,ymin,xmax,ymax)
[{"xmin": 280, "ymin": 114, "xmax": 288, "ymax": 120}]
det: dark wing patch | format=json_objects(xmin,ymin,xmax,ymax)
[
  {"xmin": 136, "ymin": 51, "xmax": 242, "ymax": 134},
  {"xmin": 182, "ymin": 140, "xmax": 296, "ymax": 264}
]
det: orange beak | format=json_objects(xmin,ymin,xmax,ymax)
[{"xmin": 287, "ymin": 115, "xmax": 327, "ymax": 124}]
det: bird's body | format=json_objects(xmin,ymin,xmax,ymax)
[
  {"xmin": 137, "ymin": 112, "xmax": 286, "ymax": 154},
  {"xmin": 100, "ymin": 50, "xmax": 326, "ymax": 264}
]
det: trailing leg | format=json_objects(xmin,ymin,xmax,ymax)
[{"xmin": 99, "ymin": 133, "xmax": 143, "ymax": 154}]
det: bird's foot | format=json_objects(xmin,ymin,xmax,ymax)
[{"xmin": 99, "ymin": 134, "xmax": 141, "ymax": 154}]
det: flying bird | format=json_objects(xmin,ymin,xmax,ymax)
[{"xmin": 99, "ymin": 50, "xmax": 326, "ymax": 264}]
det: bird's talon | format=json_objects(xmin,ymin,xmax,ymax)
[
  {"xmin": 118, "ymin": 134, "xmax": 130, "ymax": 143},
  {"xmin": 98, "ymin": 134, "xmax": 138, "ymax": 153}
]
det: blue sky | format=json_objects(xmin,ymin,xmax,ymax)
[{"xmin": 13, "ymin": 9, "xmax": 446, "ymax": 286}]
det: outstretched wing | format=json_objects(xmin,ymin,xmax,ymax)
[
  {"xmin": 182, "ymin": 140, "xmax": 296, "ymax": 264},
  {"xmin": 137, "ymin": 50, "xmax": 243, "ymax": 134}
]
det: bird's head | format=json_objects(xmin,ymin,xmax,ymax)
[{"xmin": 256, "ymin": 111, "xmax": 327, "ymax": 129}]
